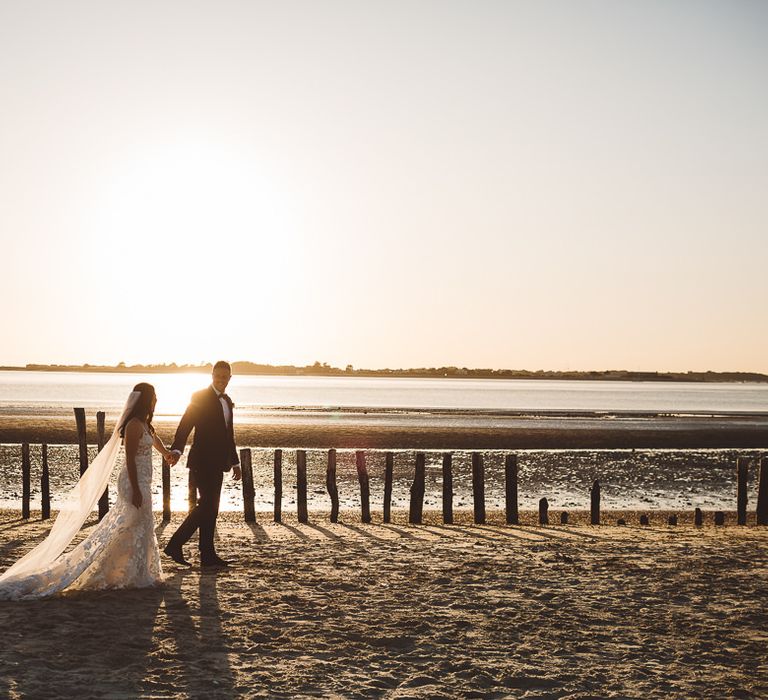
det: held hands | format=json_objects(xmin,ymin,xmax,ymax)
[{"xmin": 166, "ymin": 450, "xmax": 181, "ymax": 466}]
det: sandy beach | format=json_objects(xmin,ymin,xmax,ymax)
[{"xmin": 1, "ymin": 508, "xmax": 766, "ymax": 698}]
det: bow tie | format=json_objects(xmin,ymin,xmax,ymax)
[{"xmin": 218, "ymin": 393, "xmax": 230, "ymax": 403}]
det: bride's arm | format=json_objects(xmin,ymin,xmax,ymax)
[
  {"xmin": 152, "ymin": 432, "xmax": 173, "ymax": 462},
  {"xmin": 123, "ymin": 419, "xmax": 144, "ymax": 509}
]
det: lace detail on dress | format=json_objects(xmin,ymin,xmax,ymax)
[{"xmin": 0, "ymin": 428, "xmax": 162, "ymax": 600}]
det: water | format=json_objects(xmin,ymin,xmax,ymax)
[
  {"xmin": 1, "ymin": 371, "xmax": 766, "ymax": 511},
  {"xmin": 1, "ymin": 371, "xmax": 767, "ymax": 421}
]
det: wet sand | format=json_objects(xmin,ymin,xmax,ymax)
[
  {"xmin": 1, "ymin": 508, "xmax": 766, "ymax": 698},
  {"xmin": 1, "ymin": 413, "xmax": 767, "ymax": 448}
]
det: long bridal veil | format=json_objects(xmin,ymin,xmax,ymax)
[{"xmin": 0, "ymin": 391, "xmax": 140, "ymax": 583}]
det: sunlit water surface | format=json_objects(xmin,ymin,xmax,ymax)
[
  {"xmin": 1, "ymin": 371, "xmax": 767, "ymax": 420},
  {"xmin": 1, "ymin": 371, "xmax": 766, "ymax": 511}
]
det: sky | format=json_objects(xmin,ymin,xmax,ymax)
[{"xmin": 1, "ymin": 0, "xmax": 766, "ymax": 373}]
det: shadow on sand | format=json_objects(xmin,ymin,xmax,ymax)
[
  {"xmin": 162, "ymin": 569, "xmax": 238, "ymax": 698},
  {"xmin": 0, "ymin": 585, "xmax": 162, "ymax": 697}
]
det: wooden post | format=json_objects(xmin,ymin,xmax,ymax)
[
  {"xmin": 162, "ymin": 457, "xmax": 171, "ymax": 522},
  {"xmin": 590, "ymin": 480, "xmax": 601, "ymax": 525},
  {"xmin": 560, "ymin": 511, "xmax": 569, "ymax": 525},
  {"xmin": 442, "ymin": 452, "xmax": 453, "ymax": 525},
  {"xmin": 714, "ymin": 511, "xmax": 725, "ymax": 526},
  {"xmin": 96, "ymin": 411, "xmax": 106, "ymax": 449},
  {"xmin": 757, "ymin": 457, "xmax": 768, "ymax": 526},
  {"xmin": 356, "ymin": 451, "xmax": 371, "ymax": 523},
  {"xmin": 409, "ymin": 452, "xmax": 426, "ymax": 524},
  {"xmin": 327, "ymin": 449, "xmax": 339, "ymax": 523},
  {"xmin": 383, "ymin": 452, "xmax": 394, "ymax": 524},
  {"xmin": 188, "ymin": 470, "xmax": 197, "ymax": 512},
  {"xmin": 240, "ymin": 448, "xmax": 255, "ymax": 523},
  {"xmin": 505, "ymin": 453, "xmax": 519, "ymax": 525},
  {"xmin": 737, "ymin": 457, "xmax": 749, "ymax": 526},
  {"xmin": 297, "ymin": 449, "xmax": 308, "ymax": 524},
  {"xmin": 538, "ymin": 497, "xmax": 549, "ymax": 525},
  {"xmin": 472, "ymin": 452, "xmax": 486, "ymax": 525},
  {"xmin": 96, "ymin": 411, "xmax": 109, "ymax": 520},
  {"xmin": 21, "ymin": 443, "xmax": 31, "ymax": 519},
  {"xmin": 694, "ymin": 507, "xmax": 703, "ymax": 527},
  {"xmin": 640, "ymin": 514, "xmax": 649, "ymax": 526},
  {"xmin": 41, "ymin": 444, "xmax": 50, "ymax": 520},
  {"xmin": 668, "ymin": 514, "xmax": 678, "ymax": 526},
  {"xmin": 74, "ymin": 407, "xmax": 88, "ymax": 476},
  {"xmin": 274, "ymin": 449, "xmax": 283, "ymax": 523}
]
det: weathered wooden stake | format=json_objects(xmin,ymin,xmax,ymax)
[
  {"xmin": 409, "ymin": 452, "xmax": 426, "ymax": 524},
  {"xmin": 96, "ymin": 411, "xmax": 109, "ymax": 520},
  {"xmin": 757, "ymin": 457, "xmax": 768, "ymax": 526},
  {"xmin": 161, "ymin": 457, "xmax": 171, "ymax": 522},
  {"xmin": 737, "ymin": 457, "xmax": 749, "ymax": 526},
  {"xmin": 96, "ymin": 412, "xmax": 106, "ymax": 447},
  {"xmin": 240, "ymin": 448, "xmax": 256, "ymax": 523},
  {"xmin": 590, "ymin": 480, "xmax": 601, "ymax": 525},
  {"xmin": 41, "ymin": 444, "xmax": 50, "ymax": 520},
  {"xmin": 274, "ymin": 449, "xmax": 283, "ymax": 523},
  {"xmin": 694, "ymin": 507, "xmax": 703, "ymax": 527},
  {"xmin": 355, "ymin": 451, "xmax": 371, "ymax": 523},
  {"xmin": 442, "ymin": 452, "xmax": 453, "ymax": 525},
  {"xmin": 297, "ymin": 449, "xmax": 308, "ymax": 524},
  {"xmin": 327, "ymin": 449, "xmax": 339, "ymax": 523},
  {"xmin": 21, "ymin": 442, "xmax": 31, "ymax": 519},
  {"xmin": 538, "ymin": 497, "xmax": 549, "ymax": 525},
  {"xmin": 472, "ymin": 452, "xmax": 486, "ymax": 525},
  {"xmin": 714, "ymin": 511, "xmax": 725, "ymax": 526},
  {"xmin": 640, "ymin": 514, "xmax": 649, "ymax": 526},
  {"xmin": 668, "ymin": 514, "xmax": 678, "ymax": 526},
  {"xmin": 505, "ymin": 453, "xmax": 519, "ymax": 525},
  {"xmin": 383, "ymin": 452, "xmax": 394, "ymax": 524},
  {"xmin": 74, "ymin": 407, "xmax": 88, "ymax": 476},
  {"xmin": 560, "ymin": 511, "xmax": 569, "ymax": 525}
]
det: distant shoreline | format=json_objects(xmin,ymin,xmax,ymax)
[{"xmin": 2, "ymin": 364, "xmax": 767, "ymax": 383}]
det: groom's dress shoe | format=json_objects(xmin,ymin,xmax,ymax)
[
  {"xmin": 200, "ymin": 555, "xmax": 231, "ymax": 569},
  {"xmin": 163, "ymin": 544, "xmax": 191, "ymax": 567}
]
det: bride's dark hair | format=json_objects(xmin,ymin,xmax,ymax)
[{"xmin": 119, "ymin": 382, "xmax": 157, "ymax": 438}]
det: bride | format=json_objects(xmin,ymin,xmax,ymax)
[{"xmin": 0, "ymin": 383, "xmax": 173, "ymax": 600}]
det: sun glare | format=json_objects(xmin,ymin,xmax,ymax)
[
  {"xmin": 151, "ymin": 372, "xmax": 212, "ymax": 419},
  {"xmin": 88, "ymin": 138, "xmax": 306, "ymax": 324}
]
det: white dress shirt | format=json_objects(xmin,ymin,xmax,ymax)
[{"xmin": 212, "ymin": 385, "xmax": 232, "ymax": 428}]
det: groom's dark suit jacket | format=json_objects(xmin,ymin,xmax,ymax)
[{"xmin": 171, "ymin": 387, "xmax": 239, "ymax": 473}]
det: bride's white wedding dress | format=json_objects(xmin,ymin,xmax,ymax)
[{"xmin": 0, "ymin": 418, "xmax": 162, "ymax": 601}]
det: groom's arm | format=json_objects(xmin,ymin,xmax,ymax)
[
  {"xmin": 228, "ymin": 418, "xmax": 239, "ymax": 467},
  {"xmin": 228, "ymin": 440, "xmax": 241, "ymax": 480},
  {"xmin": 171, "ymin": 397, "xmax": 199, "ymax": 455},
  {"xmin": 227, "ymin": 407, "xmax": 241, "ymax": 479}
]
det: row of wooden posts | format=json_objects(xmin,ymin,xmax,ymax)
[
  {"xmin": 172, "ymin": 450, "xmax": 768, "ymax": 527},
  {"xmin": 15, "ymin": 409, "xmax": 768, "ymax": 527}
]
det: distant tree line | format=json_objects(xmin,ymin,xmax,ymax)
[{"xmin": 3, "ymin": 362, "xmax": 766, "ymax": 383}]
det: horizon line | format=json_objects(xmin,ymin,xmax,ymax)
[{"xmin": 2, "ymin": 362, "xmax": 767, "ymax": 382}]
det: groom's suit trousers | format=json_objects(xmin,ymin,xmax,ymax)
[{"xmin": 169, "ymin": 468, "xmax": 223, "ymax": 557}]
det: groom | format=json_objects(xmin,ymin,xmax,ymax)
[{"xmin": 164, "ymin": 360, "xmax": 241, "ymax": 568}]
